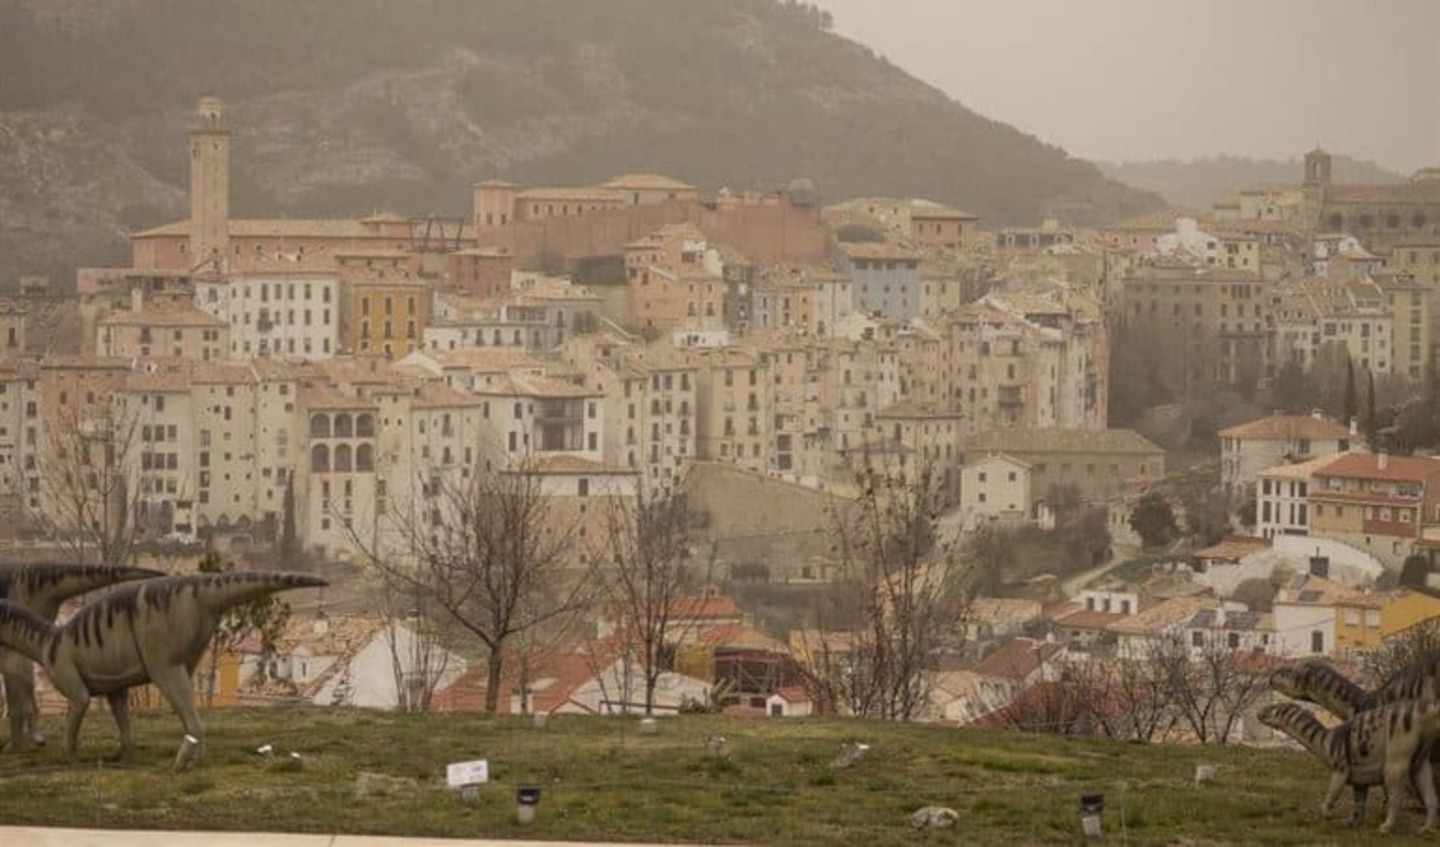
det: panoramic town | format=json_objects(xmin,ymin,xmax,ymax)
[{"xmin": 1, "ymin": 1, "xmax": 1438, "ymax": 844}]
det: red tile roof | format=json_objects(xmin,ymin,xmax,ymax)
[
  {"xmin": 1218, "ymin": 414, "xmax": 1351, "ymax": 441},
  {"xmin": 975, "ymin": 638, "xmax": 1064, "ymax": 681},
  {"xmin": 1315, "ymin": 453, "xmax": 1440, "ymax": 483},
  {"xmin": 668, "ymin": 596, "xmax": 742, "ymax": 621},
  {"xmin": 771, "ymin": 685, "xmax": 811, "ymax": 704}
]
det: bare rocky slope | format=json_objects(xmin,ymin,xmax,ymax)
[{"xmin": 0, "ymin": 0, "xmax": 1162, "ymax": 288}]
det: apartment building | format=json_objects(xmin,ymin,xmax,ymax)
[
  {"xmin": 196, "ymin": 272, "xmax": 340, "ymax": 360},
  {"xmin": 342, "ymin": 269, "xmax": 429, "ymax": 358},
  {"xmin": 962, "ymin": 428, "xmax": 1164, "ymax": 511},
  {"xmin": 96, "ymin": 303, "xmax": 228, "ymax": 361},
  {"xmin": 691, "ymin": 347, "xmax": 772, "ymax": 473},
  {"xmin": 1270, "ymin": 276, "xmax": 1394, "ymax": 375},
  {"xmin": 833, "ymin": 241, "xmax": 922, "ymax": 321},
  {"xmin": 1218, "ymin": 412, "xmax": 1354, "ymax": 494},
  {"xmin": 941, "ymin": 287, "xmax": 1107, "ymax": 434},
  {"xmin": 1120, "ymin": 258, "xmax": 1271, "ymax": 388},
  {"xmin": 1309, "ymin": 452, "xmax": 1440, "ymax": 566}
]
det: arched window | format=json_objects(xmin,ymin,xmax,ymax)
[
  {"xmin": 356, "ymin": 444, "xmax": 375, "ymax": 472},
  {"xmin": 310, "ymin": 414, "xmax": 330, "ymax": 439},
  {"xmin": 311, "ymin": 444, "xmax": 330, "ymax": 472},
  {"xmin": 334, "ymin": 444, "xmax": 353, "ymax": 472},
  {"xmin": 1386, "ymin": 213, "xmax": 1401, "ymax": 229},
  {"xmin": 334, "ymin": 413, "xmax": 353, "ymax": 438},
  {"xmin": 356, "ymin": 414, "xmax": 376, "ymax": 438}
]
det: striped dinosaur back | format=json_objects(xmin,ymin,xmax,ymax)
[{"xmin": 1375, "ymin": 650, "xmax": 1440, "ymax": 707}]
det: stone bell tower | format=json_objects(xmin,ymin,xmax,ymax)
[
  {"xmin": 188, "ymin": 97, "xmax": 231, "ymax": 272},
  {"xmin": 1301, "ymin": 147, "xmax": 1332, "ymax": 232}
]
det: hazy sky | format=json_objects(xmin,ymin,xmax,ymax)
[{"xmin": 817, "ymin": 0, "xmax": 1440, "ymax": 173}]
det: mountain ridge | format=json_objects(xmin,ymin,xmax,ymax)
[
  {"xmin": 1098, "ymin": 154, "xmax": 1404, "ymax": 211},
  {"xmin": 0, "ymin": 0, "xmax": 1162, "ymax": 287}
]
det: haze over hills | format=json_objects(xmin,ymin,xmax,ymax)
[
  {"xmin": 0, "ymin": 0, "xmax": 1162, "ymax": 288},
  {"xmin": 1098, "ymin": 154, "xmax": 1405, "ymax": 211}
]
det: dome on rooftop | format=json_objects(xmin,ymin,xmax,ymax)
[{"xmin": 786, "ymin": 178, "xmax": 818, "ymax": 207}]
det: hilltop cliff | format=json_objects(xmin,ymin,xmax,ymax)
[{"xmin": 0, "ymin": 0, "xmax": 1161, "ymax": 287}]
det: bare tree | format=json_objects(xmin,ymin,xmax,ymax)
[
  {"xmin": 1155, "ymin": 632, "xmax": 1269, "ymax": 745},
  {"xmin": 31, "ymin": 401, "xmax": 143, "ymax": 565},
  {"xmin": 815, "ymin": 457, "xmax": 976, "ymax": 721},
  {"xmin": 590, "ymin": 483, "xmax": 706, "ymax": 715},
  {"xmin": 1102, "ymin": 650, "xmax": 1179, "ymax": 743},
  {"xmin": 370, "ymin": 582, "xmax": 454, "ymax": 713},
  {"xmin": 350, "ymin": 460, "xmax": 588, "ymax": 713}
]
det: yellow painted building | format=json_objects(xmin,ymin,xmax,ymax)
[
  {"xmin": 1334, "ymin": 588, "xmax": 1440, "ymax": 656},
  {"xmin": 345, "ymin": 276, "xmax": 429, "ymax": 358}
]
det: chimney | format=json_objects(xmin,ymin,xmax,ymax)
[
  {"xmin": 1309, "ymin": 556, "xmax": 1330, "ymax": 579},
  {"xmin": 1378, "ymin": 452, "xmax": 1389, "ymax": 471},
  {"xmin": 1349, "ymin": 417, "xmax": 1358, "ymax": 437}
]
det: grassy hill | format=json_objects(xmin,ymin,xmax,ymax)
[
  {"xmin": 0, "ymin": 707, "xmax": 1427, "ymax": 845},
  {"xmin": 0, "ymin": 0, "xmax": 1161, "ymax": 288}
]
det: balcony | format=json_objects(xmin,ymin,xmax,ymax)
[{"xmin": 534, "ymin": 400, "xmax": 584, "ymax": 423}]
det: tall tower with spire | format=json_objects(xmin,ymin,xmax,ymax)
[{"xmin": 188, "ymin": 97, "xmax": 231, "ymax": 272}]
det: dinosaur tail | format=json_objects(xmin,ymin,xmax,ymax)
[
  {"xmin": 182, "ymin": 571, "xmax": 329, "ymax": 612},
  {"xmin": 0, "ymin": 600, "xmax": 57, "ymax": 664}
]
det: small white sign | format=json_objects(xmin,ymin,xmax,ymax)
[{"xmin": 447, "ymin": 759, "xmax": 489, "ymax": 787}]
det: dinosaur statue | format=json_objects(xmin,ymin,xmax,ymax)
[
  {"xmin": 0, "ymin": 563, "xmax": 161, "ymax": 752},
  {"xmin": 0, "ymin": 571, "xmax": 326, "ymax": 770},
  {"xmin": 1258, "ymin": 701, "xmax": 1440, "ymax": 834},
  {"xmin": 1375, "ymin": 651, "xmax": 1440, "ymax": 704},
  {"xmin": 1269, "ymin": 660, "xmax": 1376, "ymax": 720}
]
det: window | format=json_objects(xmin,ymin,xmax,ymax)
[{"xmin": 1311, "ymin": 631, "xmax": 1324, "ymax": 654}]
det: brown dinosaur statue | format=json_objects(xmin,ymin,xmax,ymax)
[
  {"xmin": 0, "ymin": 571, "xmax": 326, "ymax": 769},
  {"xmin": 0, "ymin": 562, "xmax": 161, "ymax": 752},
  {"xmin": 1258, "ymin": 700, "xmax": 1440, "ymax": 834}
]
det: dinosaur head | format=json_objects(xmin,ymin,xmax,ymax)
[{"xmin": 1269, "ymin": 664, "xmax": 1314, "ymax": 700}]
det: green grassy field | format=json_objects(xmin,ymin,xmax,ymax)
[{"xmin": 0, "ymin": 707, "xmax": 1426, "ymax": 845}]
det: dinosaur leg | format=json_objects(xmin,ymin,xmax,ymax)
[
  {"xmin": 1416, "ymin": 758, "xmax": 1438, "ymax": 834},
  {"xmin": 1322, "ymin": 771, "xmax": 1346, "ymax": 818},
  {"xmin": 63, "ymin": 695, "xmax": 90, "ymax": 762},
  {"xmin": 1350, "ymin": 785, "xmax": 1368, "ymax": 827},
  {"xmin": 105, "ymin": 690, "xmax": 134, "ymax": 762},
  {"xmin": 149, "ymin": 663, "xmax": 205, "ymax": 771},
  {"xmin": 2, "ymin": 670, "xmax": 37, "ymax": 753},
  {"xmin": 1381, "ymin": 757, "xmax": 1411, "ymax": 834}
]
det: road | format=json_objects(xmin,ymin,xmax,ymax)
[{"xmin": 1059, "ymin": 540, "xmax": 1141, "ymax": 597}]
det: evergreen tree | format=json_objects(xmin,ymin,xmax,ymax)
[
  {"xmin": 1129, "ymin": 491, "xmax": 1178, "ymax": 550},
  {"xmin": 280, "ymin": 474, "xmax": 301, "ymax": 570},
  {"xmin": 1343, "ymin": 356, "xmax": 1357, "ymax": 425},
  {"xmin": 1365, "ymin": 369, "xmax": 1377, "ymax": 448}
]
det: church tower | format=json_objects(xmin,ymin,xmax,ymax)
[
  {"xmin": 189, "ymin": 97, "xmax": 231, "ymax": 272},
  {"xmin": 1301, "ymin": 147, "xmax": 1332, "ymax": 232}
]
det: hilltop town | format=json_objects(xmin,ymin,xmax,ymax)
[{"xmin": 3, "ymin": 94, "xmax": 1440, "ymax": 738}]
